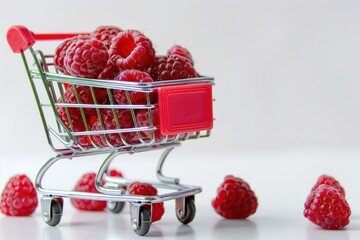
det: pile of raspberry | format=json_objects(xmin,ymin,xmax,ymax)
[{"xmin": 54, "ymin": 25, "xmax": 200, "ymax": 147}]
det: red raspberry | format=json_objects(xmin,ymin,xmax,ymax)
[
  {"xmin": 56, "ymin": 85, "xmax": 108, "ymax": 145},
  {"xmin": 136, "ymin": 107, "xmax": 165, "ymax": 141},
  {"xmin": 91, "ymin": 26, "xmax": 123, "ymax": 48},
  {"xmin": 212, "ymin": 175, "xmax": 258, "ymax": 219},
  {"xmin": 147, "ymin": 55, "xmax": 198, "ymax": 81},
  {"xmin": 64, "ymin": 37, "xmax": 109, "ymax": 78},
  {"xmin": 167, "ymin": 45, "xmax": 194, "ymax": 65},
  {"xmin": 128, "ymin": 182, "xmax": 164, "ymax": 222},
  {"xmin": 71, "ymin": 172, "xmax": 107, "ymax": 211},
  {"xmin": 311, "ymin": 175, "xmax": 345, "ymax": 197},
  {"xmin": 54, "ymin": 35, "xmax": 89, "ymax": 74},
  {"xmin": 113, "ymin": 69, "xmax": 154, "ymax": 105},
  {"xmin": 108, "ymin": 169, "xmax": 124, "ymax": 178},
  {"xmin": 90, "ymin": 109, "xmax": 136, "ymax": 147},
  {"xmin": 109, "ymin": 29, "xmax": 155, "ymax": 71},
  {"xmin": 0, "ymin": 174, "xmax": 38, "ymax": 216},
  {"xmin": 304, "ymin": 184, "xmax": 351, "ymax": 229},
  {"xmin": 98, "ymin": 61, "xmax": 119, "ymax": 80}
]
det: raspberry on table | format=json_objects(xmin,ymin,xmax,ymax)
[
  {"xmin": 71, "ymin": 172, "xmax": 107, "ymax": 211},
  {"xmin": 304, "ymin": 184, "xmax": 351, "ymax": 230},
  {"xmin": 167, "ymin": 45, "xmax": 194, "ymax": 65},
  {"xmin": 147, "ymin": 55, "xmax": 199, "ymax": 81},
  {"xmin": 64, "ymin": 37, "xmax": 109, "ymax": 78},
  {"xmin": 0, "ymin": 174, "xmax": 38, "ymax": 216},
  {"xmin": 91, "ymin": 26, "xmax": 123, "ymax": 48},
  {"xmin": 113, "ymin": 69, "xmax": 154, "ymax": 105},
  {"xmin": 108, "ymin": 169, "xmax": 124, "ymax": 178},
  {"xmin": 108, "ymin": 29, "xmax": 155, "ymax": 71},
  {"xmin": 128, "ymin": 182, "xmax": 164, "ymax": 222},
  {"xmin": 90, "ymin": 109, "xmax": 136, "ymax": 147},
  {"xmin": 311, "ymin": 175, "xmax": 345, "ymax": 197},
  {"xmin": 212, "ymin": 175, "xmax": 258, "ymax": 219}
]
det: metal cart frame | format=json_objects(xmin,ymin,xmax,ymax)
[{"xmin": 7, "ymin": 25, "xmax": 214, "ymax": 236}]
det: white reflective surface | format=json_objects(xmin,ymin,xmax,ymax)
[{"xmin": 0, "ymin": 150, "xmax": 359, "ymax": 239}]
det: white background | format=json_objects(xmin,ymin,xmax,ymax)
[{"xmin": 0, "ymin": 0, "xmax": 360, "ymax": 239}]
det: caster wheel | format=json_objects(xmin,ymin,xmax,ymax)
[
  {"xmin": 133, "ymin": 208, "xmax": 151, "ymax": 236},
  {"xmin": 44, "ymin": 198, "xmax": 63, "ymax": 226},
  {"xmin": 107, "ymin": 201, "xmax": 125, "ymax": 214},
  {"xmin": 176, "ymin": 198, "xmax": 196, "ymax": 225}
]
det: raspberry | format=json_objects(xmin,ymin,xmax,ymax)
[
  {"xmin": 56, "ymin": 85, "xmax": 108, "ymax": 145},
  {"xmin": 304, "ymin": 184, "xmax": 351, "ymax": 229},
  {"xmin": 212, "ymin": 175, "xmax": 258, "ymax": 219},
  {"xmin": 54, "ymin": 35, "xmax": 89, "ymax": 74},
  {"xmin": 147, "ymin": 55, "xmax": 198, "ymax": 81},
  {"xmin": 128, "ymin": 182, "xmax": 164, "ymax": 222},
  {"xmin": 108, "ymin": 169, "xmax": 124, "ymax": 178},
  {"xmin": 113, "ymin": 69, "xmax": 154, "ymax": 105},
  {"xmin": 167, "ymin": 45, "xmax": 194, "ymax": 65},
  {"xmin": 136, "ymin": 107, "xmax": 165, "ymax": 141},
  {"xmin": 90, "ymin": 109, "xmax": 136, "ymax": 147},
  {"xmin": 64, "ymin": 37, "xmax": 109, "ymax": 78},
  {"xmin": 91, "ymin": 26, "xmax": 123, "ymax": 48},
  {"xmin": 109, "ymin": 29, "xmax": 155, "ymax": 71},
  {"xmin": 0, "ymin": 174, "xmax": 38, "ymax": 216},
  {"xmin": 71, "ymin": 172, "xmax": 107, "ymax": 211},
  {"xmin": 311, "ymin": 175, "xmax": 345, "ymax": 197},
  {"xmin": 98, "ymin": 61, "xmax": 119, "ymax": 80}
]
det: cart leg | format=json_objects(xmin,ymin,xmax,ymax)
[
  {"xmin": 95, "ymin": 151, "xmax": 126, "ymax": 195},
  {"xmin": 156, "ymin": 147, "xmax": 180, "ymax": 184}
]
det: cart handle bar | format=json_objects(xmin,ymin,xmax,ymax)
[{"xmin": 7, "ymin": 25, "xmax": 89, "ymax": 53}]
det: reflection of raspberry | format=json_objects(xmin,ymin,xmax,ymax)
[
  {"xmin": 91, "ymin": 109, "xmax": 136, "ymax": 147},
  {"xmin": 128, "ymin": 182, "xmax": 164, "ymax": 222},
  {"xmin": 167, "ymin": 45, "xmax": 194, "ymax": 65},
  {"xmin": 91, "ymin": 26, "xmax": 123, "ymax": 48},
  {"xmin": 212, "ymin": 175, "xmax": 258, "ymax": 219},
  {"xmin": 54, "ymin": 35, "xmax": 89, "ymax": 74},
  {"xmin": 0, "ymin": 174, "xmax": 38, "ymax": 216},
  {"xmin": 113, "ymin": 69, "xmax": 153, "ymax": 105},
  {"xmin": 71, "ymin": 172, "xmax": 107, "ymax": 211},
  {"xmin": 109, "ymin": 29, "xmax": 155, "ymax": 71},
  {"xmin": 304, "ymin": 184, "xmax": 351, "ymax": 229},
  {"xmin": 311, "ymin": 175, "xmax": 345, "ymax": 197},
  {"xmin": 64, "ymin": 38, "xmax": 109, "ymax": 78},
  {"xmin": 147, "ymin": 55, "xmax": 198, "ymax": 81}
]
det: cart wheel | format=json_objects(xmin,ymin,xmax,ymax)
[
  {"xmin": 107, "ymin": 201, "xmax": 125, "ymax": 214},
  {"xmin": 45, "ymin": 198, "xmax": 63, "ymax": 226},
  {"xmin": 133, "ymin": 208, "xmax": 151, "ymax": 236},
  {"xmin": 176, "ymin": 198, "xmax": 196, "ymax": 225}
]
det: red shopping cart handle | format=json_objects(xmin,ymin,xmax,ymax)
[{"xmin": 7, "ymin": 25, "xmax": 89, "ymax": 53}]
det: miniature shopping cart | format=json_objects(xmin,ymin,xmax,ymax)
[{"xmin": 6, "ymin": 26, "xmax": 214, "ymax": 235}]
